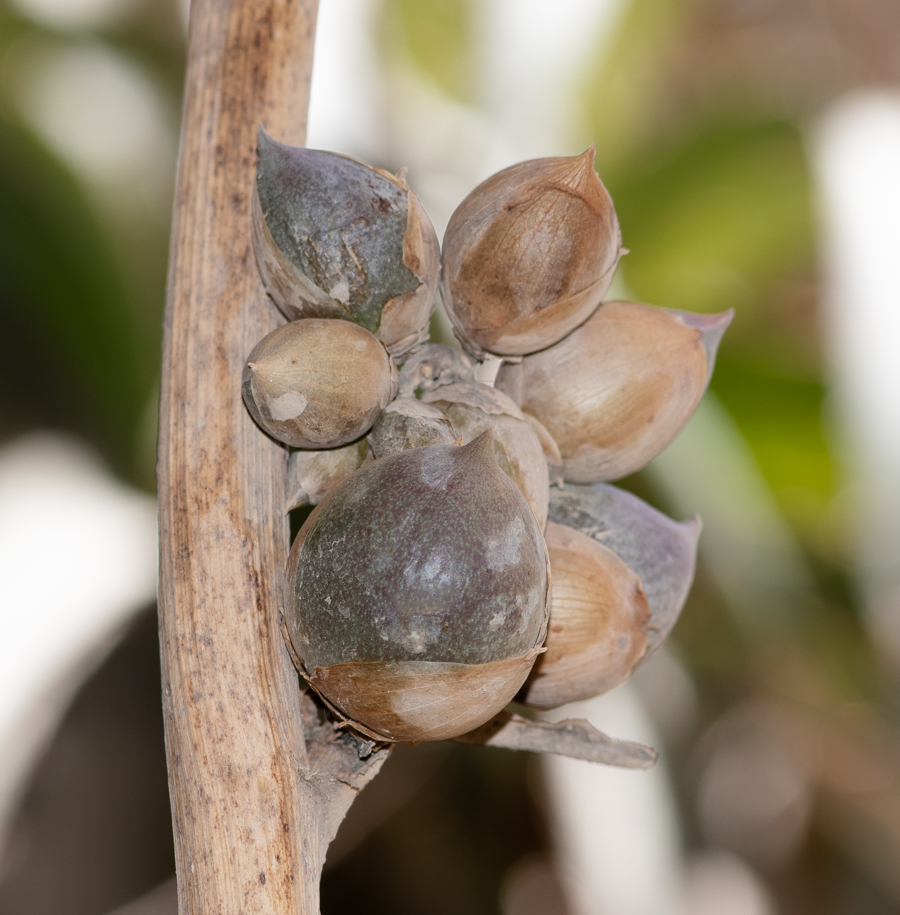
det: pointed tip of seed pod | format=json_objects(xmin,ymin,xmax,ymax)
[
  {"xmin": 461, "ymin": 428, "xmax": 495, "ymax": 461},
  {"xmin": 567, "ymin": 144, "xmax": 598, "ymax": 186},
  {"xmin": 257, "ymin": 123, "xmax": 276, "ymax": 153},
  {"xmin": 672, "ymin": 308, "xmax": 734, "ymax": 377},
  {"xmin": 681, "ymin": 514, "xmax": 702, "ymax": 545}
]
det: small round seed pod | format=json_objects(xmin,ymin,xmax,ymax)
[
  {"xmin": 441, "ymin": 147, "xmax": 622, "ymax": 359},
  {"xmin": 284, "ymin": 433, "xmax": 550, "ymax": 743},
  {"xmin": 547, "ymin": 483, "xmax": 700, "ymax": 657},
  {"xmin": 518, "ymin": 522, "xmax": 651, "ymax": 710},
  {"xmin": 422, "ymin": 381, "xmax": 550, "ymax": 531},
  {"xmin": 367, "ymin": 397, "xmax": 457, "ymax": 459},
  {"xmin": 242, "ymin": 319, "xmax": 398, "ymax": 449},
  {"xmin": 496, "ymin": 302, "xmax": 733, "ymax": 482},
  {"xmin": 252, "ymin": 128, "xmax": 440, "ymax": 357},
  {"xmin": 285, "ymin": 440, "xmax": 371, "ymax": 511}
]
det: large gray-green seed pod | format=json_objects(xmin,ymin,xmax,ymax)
[
  {"xmin": 284, "ymin": 433, "xmax": 550, "ymax": 743},
  {"xmin": 252, "ymin": 129, "xmax": 440, "ymax": 357}
]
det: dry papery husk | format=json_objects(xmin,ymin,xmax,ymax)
[
  {"xmin": 367, "ymin": 397, "xmax": 457, "ymax": 459},
  {"xmin": 548, "ymin": 483, "xmax": 700, "ymax": 656},
  {"xmin": 242, "ymin": 318, "xmax": 398, "ymax": 449},
  {"xmin": 519, "ymin": 522, "xmax": 651, "ymax": 710},
  {"xmin": 284, "ymin": 432, "xmax": 550, "ymax": 743},
  {"xmin": 496, "ymin": 301, "xmax": 733, "ymax": 482},
  {"xmin": 422, "ymin": 380, "xmax": 550, "ymax": 531},
  {"xmin": 252, "ymin": 128, "xmax": 440, "ymax": 357},
  {"xmin": 441, "ymin": 147, "xmax": 622, "ymax": 360},
  {"xmin": 397, "ymin": 343, "xmax": 475, "ymax": 399},
  {"xmin": 285, "ymin": 439, "xmax": 371, "ymax": 510}
]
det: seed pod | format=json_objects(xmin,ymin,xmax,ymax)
[
  {"xmin": 285, "ymin": 440, "xmax": 371, "ymax": 511},
  {"xmin": 422, "ymin": 381, "xmax": 550, "ymax": 530},
  {"xmin": 440, "ymin": 147, "xmax": 621, "ymax": 359},
  {"xmin": 521, "ymin": 413, "xmax": 563, "ymax": 487},
  {"xmin": 496, "ymin": 302, "xmax": 732, "ymax": 482},
  {"xmin": 242, "ymin": 319, "xmax": 398, "ymax": 449},
  {"xmin": 548, "ymin": 483, "xmax": 700, "ymax": 655},
  {"xmin": 397, "ymin": 343, "xmax": 475, "ymax": 399},
  {"xmin": 368, "ymin": 398, "xmax": 457, "ymax": 459},
  {"xmin": 252, "ymin": 128, "xmax": 440, "ymax": 357},
  {"xmin": 284, "ymin": 433, "xmax": 550, "ymax": 742},
  {"xmin": 518, "ymin": 522, "xmax": 651, "ymax": 710}
]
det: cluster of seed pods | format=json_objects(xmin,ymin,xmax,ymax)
[{"xmin": 242, "ymin": 128, "xmax": 731, "ymax": 744}]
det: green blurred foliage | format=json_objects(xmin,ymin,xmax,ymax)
[
  {"xmin": 380, "ymin": 0, "xmax": 475, "ymax": 102},
  {"xmin": 0, "ymin": 1, "xmax": 183, "ymax": 488},
  {"xmin": 0, "ymin": 117, "xmax": 153, "ymax": 479}
]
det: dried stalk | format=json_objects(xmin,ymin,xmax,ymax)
[{"xmin": 158, "ymin": 2, "xmax": 387, "ymax": 913}]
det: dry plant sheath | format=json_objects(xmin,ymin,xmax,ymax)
[{"xmin": 157, "ymin": 2, "xmax": 389, "ymax": 913}]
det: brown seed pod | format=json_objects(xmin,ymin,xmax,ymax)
[
  {"xmin": 440, "ymin": 147, "xmax": 621, "ymax": 359},
  {"xmin": 496, "ymin": 302, "xmax": 732, "ymax": 482},
  {"xmin": 284, "ymin": 433, "xmax": 550, "ymax": 742},
  {"xmin": 242, "ymin": 319, "xmax": 398, "ymax": 449},
  {"xmin": 285, "ymin": 440, "xmax": 371, "ymax": 511},
  {"xmin": 518, "ymin": 522, "xmax": 651, "ymax": 710},
  {"xmin": 547, "ymin": 483, "xmax": 700, "ymax": 657},
  {"xmin": 422, "ymin": 381, "xmax": 550, "ymax": 530},
  {"xmin": 252, "ymin": 128, "xmax": 440, "ymax": 357}
]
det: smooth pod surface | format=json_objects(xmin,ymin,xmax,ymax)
[
  {"xmin": 548, "ymin": 482, "xmax": 700, "ymax": 654},
  {"xmin": 497, "ymin": 302, "xmax": 732, "ymax": 482},
  {"xmin": 519, "ymin": 522, "xmax": 651, "ymax": 710},
  {"xmin": 252, "ymin": 129, "xmax": 440, "ymax": 356},
  {"xmin": 284, "ymin": 434, "xmax": 550, "ymax": 740},
  {"xmin": 242, "ymin": 318, "xmax": 398, "ymax": 448},
  {"xmin": 441, "ymin": 147, "xmax": 621, "ymax": 359}
]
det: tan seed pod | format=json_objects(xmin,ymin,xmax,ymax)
[
  {"xmin": 518, "ymin": 521, "xmax": 651, "ymax": 710},
  {"xmin": 252, "ymin": 128, "xmax": 440, "ymax": 357},
  {"xmin": 441, "ymin": 147, "xmax": 621, "ymax": 359},
  {"xmin": 242, "ymin": 319, "xmax": 398, "ymax": 449},
  {"xmin": 284, "ymin": 433, "xmax": 550, "ymax": 742},
  {"xmin": 547, "ymin": 483, "xmax": 700, "ymax": 657},
  {"xmin": 285, "ymin": 440, "xmax": 371, "ymax": 511},
  {"xmin": 368, "ymin": 397, "xmax": 457, "ymax": 459},
  {"xmin": 496, "ymin": 302, "xmax": 732, "ymax": 482},
  {"xmin": 423, "ymin": 381, "xmax": 550, "ymax": 530}
]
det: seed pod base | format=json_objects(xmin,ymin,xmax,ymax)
[{"xmin": 310, "ymin": 652, "xmax": 542, "ymax": 743}]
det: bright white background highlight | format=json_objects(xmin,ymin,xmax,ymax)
[{"xmin": 0, "ymin": 435, "xmax": 157, "ymax": 843}]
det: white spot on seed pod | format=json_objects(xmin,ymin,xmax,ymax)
[{"xmin": 268, "ymin": 391, "xmax": 309, "ymax": 421}]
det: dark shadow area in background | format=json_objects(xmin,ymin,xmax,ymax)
[
  {"xmin": 0, "ymin": 608, "xmax": 174, "ymax": 915},
  {"xmin": 0, "ymin": 608, "xmax": 558, "ymax": 915}
]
